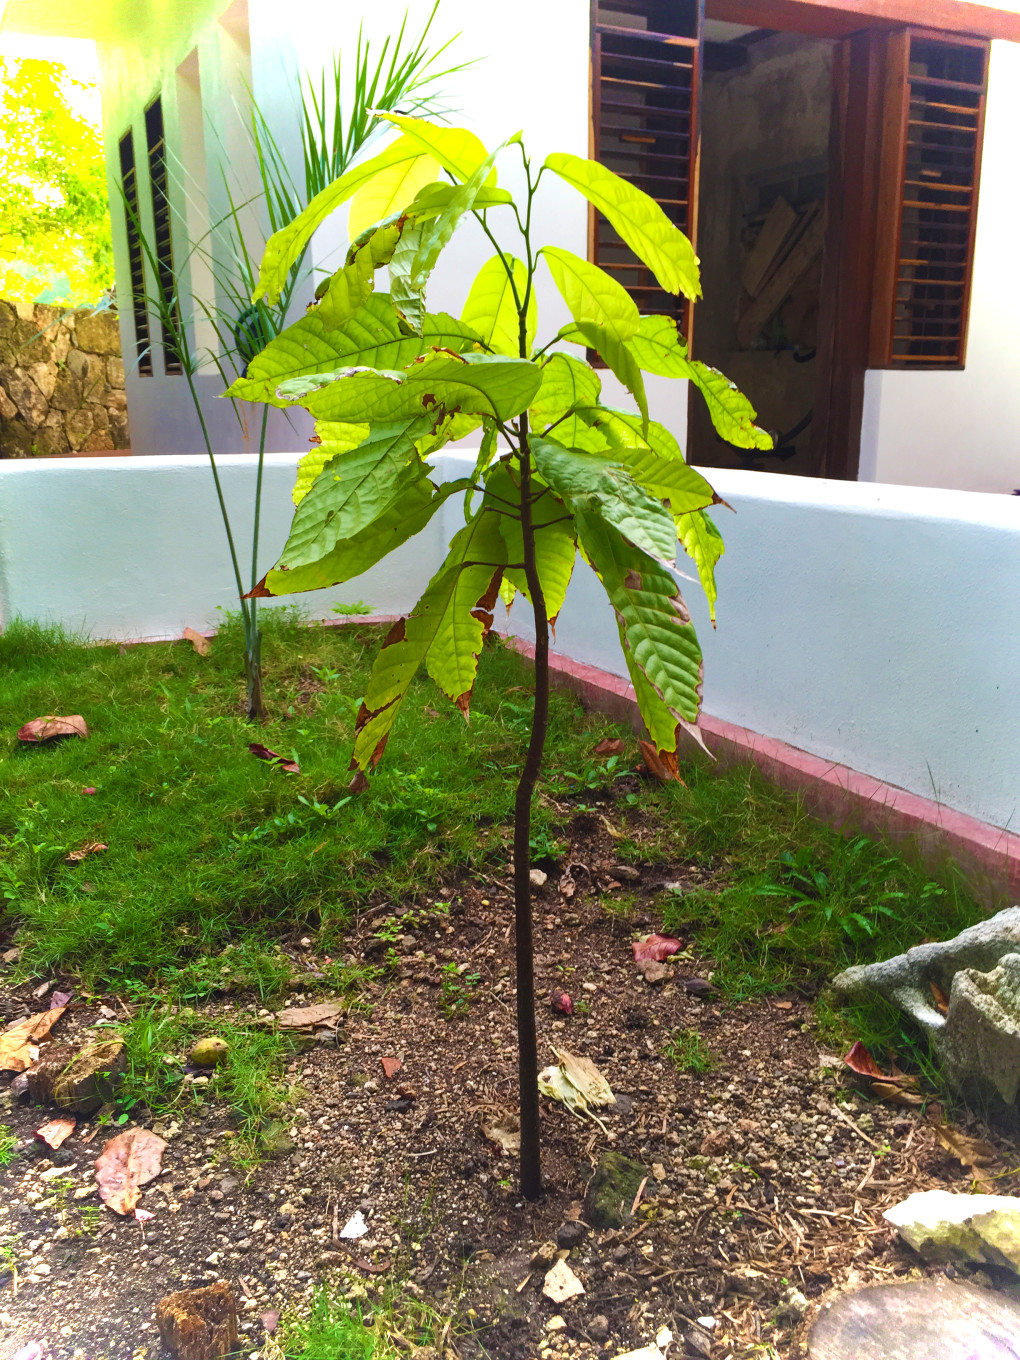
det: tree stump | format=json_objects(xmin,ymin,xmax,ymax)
[{"xmin": 155, "ymin": 1281, "xmax": 239, "ymax": 1360}]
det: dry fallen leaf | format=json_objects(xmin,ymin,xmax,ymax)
[
  {"xmin": 95, "ymin": 1128, "xmax": 167, "ymax": 1215},
  {"xmin": 845, "ymin": 1041, "xmax": 925, "ymax": 1106},
  {"xmin": 249, "ymin": 743, "xmax": 300, "ymax": 775},
  {"xmin": 843, "ymin": 1041, "xmax": 886, "ymax": 1080},
  {"xmin": 274, "ymin": 1001, "xmax": 343, "ymax": 1031},
  {"xmin": 558, "ymin": 872, "xmax": 576, "ymax": 899},
  {"xmin": 380, "ymin": 1056, "xmax": 402, "ymax": 1079},
  {"xmin": 929, "ymin": 979, "xmax": 950, "ymax": 1016},
  {"xmin": 632, "ymin": 934, "xmax": 682, "ymax": 963},
  {"xmin": 65, "ymin": 841, "xmax": 108, "ymax": 864},
  {"xmin": 637, "ymin": 741, "xmax": 684, "ymax": 783},
  {"xmin": 0, "ymin": 1007, "xmax": 67, "ymax": 1072},
  {"xmin": 593, "ymin": 738, "xmax": 625, "ymax": 758},
  {"xmin": 35, "ymin": 1116, "xmax": 76, "ymax": 1149},
  {"xmin": 871, "ymin": 1080, "xmax": 925, "ymax": 1107},
  {"xmin": 480, "ymin": 1108, "xmax": 521, "ymax": 1155},
  {"xmin": 182, "ymin": 627, "xmax": 211, "ymax": 656},
  {"xmin": 935, "ymin": 1126, "xmax": 999, "ymax": 1168},
  {"xmin": 18, "ymin": 715, "xmax": 89, "ymax": 743}
]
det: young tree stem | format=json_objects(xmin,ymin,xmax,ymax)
[{"xmin": 514, "ymin": 415, "xmax": 547, "ymax": 1200}]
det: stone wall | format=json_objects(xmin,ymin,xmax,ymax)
[{"xmin": 0, "ymin": 300, "xmax": 130, "ymax": 457}]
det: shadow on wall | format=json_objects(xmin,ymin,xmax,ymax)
[{"xmin": 0, "ymin": 300, "xmax": 130, "ymax": 458}]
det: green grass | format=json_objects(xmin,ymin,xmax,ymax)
[
  {"xmin": 0, "ymin": 613, "xmax": 992, "ymax": 1081},
  {"xmin": 282, "ymin": 1290, "xmax": 379, "ymax": 1360},
  {"xmin": 0, "ymin": 1125, "xmax": 17, "ymax": 1165},
  {"xmin": 664, "ymin": 1027, "xmax": 714, "ymax": 1073}
]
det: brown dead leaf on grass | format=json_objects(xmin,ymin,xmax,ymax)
[
  {"xmin": 0, "ymin": 1007, "xmax": 67, "ymax": 1072},
  {"xmin": 249, "ymin": 743, "xmax": 300, "ymax": 775},
  {"xmin": 845, "ymin": 1041, "xmax": 924, "ymax": 1106},
  {"xmin": 95, "ymin": 1128, "xmax": 167, "ymax": 1215},
  {"xmin": 637, "ymin": 741, "xmax": 684, "ymax": 783},
  {"xmin": 593, "ymin": 738, "xmax": 625, "ymax": 758},
  {"xmin": 17, "ymin": 715, "xmax": 89, "ymax": 743},
  {"xmin": 35, "ymin": 1116, "xmax": 76, "ymax": 1149},
  {"xmin": 182, "ymin": 627, "xmax": 211, "ymax": 656},
  {"xmin": 935, "ymin": 1126, "xmax": 999, "ymax": 1168},
  {"xmin": 274, "ymin": 1001, "xmax": 343, "ymax": 1031},
  {"xmin": 65, "ymin": 842, "xmax": 108, "ymax": 864}
]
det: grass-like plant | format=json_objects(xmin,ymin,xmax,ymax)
[
  {"xmin": 231, "ymin": 115, "xmax": 773, "ymax": 1195},
  {"xmin": 123, "ymin": 6, "xmax": 465, "ymax": 719}
]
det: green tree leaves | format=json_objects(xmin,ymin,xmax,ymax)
[
  {"xmin": 542, "ymin": 247, "xmax": 639, "ymax": 341},
  {"xmin": 544, "ymin": 153, "xmax": 701, "ymax": 300},
  {"xmin": 462, "ymin": 255, "xmax": 536, "ymax": 357}
]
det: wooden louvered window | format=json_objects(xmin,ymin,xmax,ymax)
[
  {"xmin": 590, "ymin": 0, "xmax": 701, "ymax": 326},
  {"xmin": 871, "ymin": 31, "xmax": 988, "ymax": 368},
  {"xmin": 118, "ymin": 131, "xmax": 152, "ymax": 377},
  {"xmin": 144, "ymin": 96, "xmax": 183, "ymax": 376}
]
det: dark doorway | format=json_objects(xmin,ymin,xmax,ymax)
[{"xmin": 689, "ymin": 22, "xmax": 836, "ymax": 475}]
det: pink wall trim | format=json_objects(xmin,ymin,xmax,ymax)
[{"xmin": 502, "ymin": 636, "xmax": 1020, "ymax": 903}]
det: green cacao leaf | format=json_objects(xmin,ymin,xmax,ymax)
[
  {"xmin": 575, "ymin": 510, "xmax": 703, "ymax": 724},
  {"xmin": 543, "ymin": 153, "xmax": 701, "ymax": 300},
  {"xmin": 256, "ymin": 476, "xmax": 469, "ymax": 598},
  {"xmin": 560, "ymin": 322, "xmax": 648, "ymax": 432},
  {"xmin": 388, "ymin": 223, "xmax": 428, "ymax": 334},
  {"xmin": 677, "ymin": 507, "xmax": 725, "ymax": 624},
  {"xmin": 462, "ymin": 255, "xmax": 536, "ymax": 357},
  {"xmin": 286, "ymin": 351, "xmax": 542, "ymax": 424},
  {"xmin": 487, "ymin": 464, "xmax": 577, "ymax": 622},
  {"xmin": 530, "ymin": 436, "xmax": 675, "ymax": 565},
  {"xmin": 374, "ymin": 114, "xmax": 497, "ymax": 184},
  {"xmin": 570, "ymin": 408, "xmax": 716, "ymax": 514},
  {"xmin": 352, "ymin": 506, "xmax": 506, "ymax": 771},
  {"xmin": 275, "ymin": 417, "xmax": 437, "ymax": 569},
  {"xmin": 529, "ymin": 353, "xmax": 601, "ymax": 429},
  {"xmin": 293, "ymin": 422, "xmax": 369, "ymax": 505},
  {"xmin": 404, "ymin": 182, "xmax": 514, "ymax": 219},
  {"xmin": 542, "ymin": 246, "xmax": 639, "ymax": 341},
  {"xmin": 627, "ymin": 316, "xmax": 772, "ymax": 451},
  {"xmin": 346, "ymin": 153, "xmax": 442, "ymax": 241},
  {"xmin": 254, "ymin": 135, "xmax": 430, "ymax": 303}
]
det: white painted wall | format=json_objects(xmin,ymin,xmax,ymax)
[{"xmin": 2, "ymin": 454, "xmax": 1017, "ymax": 832}]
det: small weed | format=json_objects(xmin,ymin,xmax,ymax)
[
  {"xmin": 0, "ymin": 1125, "xmax": 18, "ymax": 1165},
  {"xmin": 439, "ymin": 962, "xmax": 480, "ymax": 1018},
  {"xmin": 281, "ymin": 1288, "xmax": 377, "ymax": 1360},
  {"xmin": 664, "ymin": 1028, "xmax": 714, "ymax": 1073},
  {"xmin": 330, "ymin": 600, "xmax": 370, "ymax": 616}
]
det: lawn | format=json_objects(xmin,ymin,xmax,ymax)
[{"xmin": 0, "ymin": 614, "xmax": 998, "ymax": 1360}]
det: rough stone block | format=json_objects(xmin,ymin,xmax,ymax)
[
  {"xmin": 26, "ymin": 1039, "xmax": 126, "ymax": 1113},
  {"xmin": 65, "ymin": 407, "xmax": 94, "ymax": 451},
  {"xmin": 3, "ymin": 369, "xmax": 47, "ymax": 428},
  {"xmin": 583, "ymin": 1151, "xmax": 649, "ymax": 1229},
  {"xmin": 885, "ymin": 1189, "xmax": 1020, "ymax": 1274},
  {"xmin": 50, "ymin": 372, "xmax": 83, "ymax": 412},
  {"xmin": 107, "ymin": 355, "xmax": 125, "ymax": 388},
  {"xmin": 73, "ymin": 310, "xmax": 121, "ymax": 355},
  {"xmin": 155, "ymin": 1281, "xmax": 239, "ymax": 1360},
  {"xmin": 27, "ymin": 361, "xmax": 56, "ymax": 402}
]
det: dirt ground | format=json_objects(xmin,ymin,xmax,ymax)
[{"xmin": 2, "ymin": 808, "xmax": 1019, "ymax": 1360}]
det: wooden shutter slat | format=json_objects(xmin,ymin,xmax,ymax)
[
  {"xmin": 144, "ymin": 97, "xmax": 183, "ymax": 377},
  {"xmin": 869, "ymin": 29, "xmax": 988, "ymax": 368},
  {"xmin": 118, "ymin": 131, "xmax": 152, "ymax": 378},
  {"xmin": 591, "ymin": 0, "xmax": 701, "ymax": 330}
]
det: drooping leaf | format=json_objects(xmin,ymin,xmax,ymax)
[
  {"xmin": 346, "ymin": 153, "xmax": 442, "ymax": 241},
  {"xmin": 254, "ymin": 135, "xmax": 431, "ymax": 303},
  {"xmin": 388, "ymin": 222, "xmax": 428, "ymax": 333},
  {"xmin": 529, "ymin": 353, "xmax": 601, "ymax": 429},
  {"xmin": 627, "ymin": 316, "xmax": 772, "ymax": 451},
  {"xmin": 487, "ymin": 463, "xmax": 577, "ymax": 621},
  {"xmin": 255, "ymin": 477, "xmax": 470, "ymax": 598},
  {"xmin": 462, "ymin": 254, "xmax": 536, "ymax": 357},
  {"xmin": 292, "ymin": 423, "xmax": 370, "ymax": 506},
  {"xmin": 399, "ymin": 141, "xmax": 511, "ymax": 335},
  {"xmin": 559, "ymin": 321, "xmax": 648, "ymax": 432},
  {"xmin": 531, "ymin": 437, "xmax": 675, "ymax": 565},
  {"xmin": 275, "ymin": 417, "xmax": 436, "ymax": 569},
  {"xmin": 284, "ymin": 350, "xmax": 542, "ymax": 425},
  {"xmin": 352, "ymin": 507, "xmax": 507, "ymax": 771},
  {"xmin": 575, "ymin": 511, "xmax": 704, "ymax": 724},
  {"xmin": 676, "ymin": 508, "xmax": 725, "ymax": 624},
  {"xmin": 544, "ymin": 152, "xmax": 701, "ymax": 300},
  {"xmin": 542, "ymin": 246, "xmax": 639, "ymax": 341},
  {"xmin": 424, "ymin": 509, "xmax": 507, "ymax": 712},
  {"xmin": 374, "ymin": 114, "xmax": 498, "ymax": 184},
  {"xmin": 464, "ymin": 419, "xmax": 499, "ymax": 517}
]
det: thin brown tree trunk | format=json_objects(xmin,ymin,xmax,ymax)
[{"xmin": 514, "ymin": 421, "xmax": 547, "ymax": 1200}]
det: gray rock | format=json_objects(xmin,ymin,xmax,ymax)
[
  {"xmin": 885, "ymin": 1190, "xmax": 1020, "ymax": 1273},
  {"xmin": 832, "ymin": 909, "xmax": 1020, "ymax": 1103},
  {"xmin": 3, "ymin": 369, "xmax": 47, "ymax": 428},
  {"xmin": 808, "ymin": 1278, "xmax": 1020, "ymax": 1359}
]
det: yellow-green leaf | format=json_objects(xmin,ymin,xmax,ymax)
[
  {"xmin": 542, "ymin": 246, "xmax": 639, "ymax": 342},
  {"xmin": 374, "ymin": 114, "xmax": 496, "ymax": 185},
  {"xmin": 347, "ymin": 154, "xmax": 442, "ymax": 241},
  {"xmin": 677, "ymin": 508, "xmax": 725, "ymax": 624},
  {"xmin": 462, "ymin": 255, "xmax": 536, "ymax": 357},
  {"xmin": 293, "ymin": 422, "xmax": 369, "ymax": 505},
  {"xmin": 544, "ymin": 152, "xmax": 701, "ymax": 300}
]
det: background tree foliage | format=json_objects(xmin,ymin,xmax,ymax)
[{"xmin": 0, "ymin": 58, "xmax": 113, "ymax": 306}]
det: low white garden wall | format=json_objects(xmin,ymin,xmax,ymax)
[{"xmin": 1, "ymin": 452, "xmax": 1018, "ymax": 833}]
